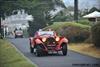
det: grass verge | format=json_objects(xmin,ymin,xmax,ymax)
[
  {"xmin": 0, "ymin": 39, "xmax": 36, "ymax": 67},
  {"xmin": 68, "ymin": 43, "xmax": 100, "ymax": 59}
]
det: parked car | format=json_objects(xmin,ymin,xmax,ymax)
[
  {"xmin": 29, "ymin": 30, "xmax": 68, "ymax": 56},
  {"xmin": 14, "ymin": 29, "xmax": 23, "ymax": 38}
]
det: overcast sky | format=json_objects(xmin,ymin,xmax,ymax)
[{"xmin": 63, "ymin": 0, "xmax": 99, "ymax": 10}]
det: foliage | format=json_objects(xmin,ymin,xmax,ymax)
[
  {"xmin": 52, "ymin": 11, "xmax": 67, "ymax": 22},
  {"xmin": 0, "ymin": 39, "xmax": 35, "ymax": 67},
  {"xmin": 0, "ymin": 33, "xmax": 3, "ymax": 39},
  {"xmin": 44, "ymin": 22, "xmax": 91, "ymax": 43},
  {"xmin": 91, "ymin": 22, "xmax": 100, "ymax": 47},
  {"xmin": 0, "ymin": 28, "xmax": 4, "ymax": 39},
  {"xmin": 0, "ymin": 0, "xmax": 66, "ymax": 36},
  {"xmin": 17, "ymin": 0, "xmax": 66, "ymax": 36},
  {"xmin": 23, "ymin": 29, "xmax": 29, "ymax": 38},
  {"xmin": 89, "ymin": 7, "xmax": 100, "ymax": 13},
  {"xmin": 78, "ymin": 20, "xmax": 91, "ymax": 25},
  {"xmin": 0, "ymin": 0, "xmax": 20, "ymax": 17},
  {"xmin": 52, "ymin": 6, "xmax": 75, "ymax": 22}
]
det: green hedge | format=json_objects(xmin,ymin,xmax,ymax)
[
  {"xmin": 91, "ymin": 22, "xmax": 100, "ymax": 47},
  {"xmin": 78, "ymin": 20, "xmax": 91, "ymax": 25},
  {"xmin": 44, "ymin": 22, "xmax": 91, "ymax": 43}
]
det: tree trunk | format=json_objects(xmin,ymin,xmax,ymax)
[
  {"xmin": 0, "ymin": 13, "xmax": 2, "ymax": 34},
  {"xmin": 74, "ymin": 0, "xmax": 78, "ymax": 22}
]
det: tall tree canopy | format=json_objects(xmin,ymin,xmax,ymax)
[
  {"xmin": 0, "ymin": 0, "xmax": 19, "ymax": 34},
  {"xmin": 0, "ymin": 0, "xmax": 66, "ymax": 36}
]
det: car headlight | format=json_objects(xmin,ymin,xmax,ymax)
[
  {"xmin": 56, "ymin": 37, "xmax": 60, "ymax": 41},
  {"xmin": 42, "ymin": 38, "xmax": 46, "ymax": 42}
]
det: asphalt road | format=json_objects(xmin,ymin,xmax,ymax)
[{"xmin": 8, "ymin": 38, "xmax": 100, "ymax": 67}]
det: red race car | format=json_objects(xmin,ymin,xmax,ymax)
[{"xmin": 29, "ymin": 30, "xmax": 68, "ymax": 56}]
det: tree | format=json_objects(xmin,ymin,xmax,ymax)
[
  {"xmin": 89, "ymin": 7, "xmax": 100, "ymax": 13},
  {"xmin": 91, "ymin": 22, "xmax": 100, "ymax": 48},
  {"xmin": 74, "ymin": 0, "xmax": 78, "ymax": 22},
  {"xmin": 0, "ymin": 0, "xmax": 66, "ymax": 36},
  {"xmin": 52, "ymin": 11, "xmax": 67, "ymax": 22},
  {"xmin": 24, "ymin": 0, "xmax": 66, "ymax": 36},
  {"xmin": 0, "ymin": 0, "xmax": 19, "ymax": 35}
]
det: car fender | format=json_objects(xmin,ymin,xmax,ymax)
[
  {"xmin": 29, "ymin": 37, "xmax": 35, "ymax": 48},
  {"xmin": 59, "ymin": 37, "xmax": 68, "ymax": 46},
  {"xmin": 35, "ymin": 39, "xmax": 43, "ymax": 44},
  {"xmin": 29, "ymin": 37, "xmax": 33, "ymax": 44}
]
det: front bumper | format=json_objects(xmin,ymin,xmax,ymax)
[
  {"xmin": 15, "ymin": 35, "xmax": 23, "ymax": 38},
  {"xmin": 44, "ymin": 44, "xmax": 61, "ymax": 52}
]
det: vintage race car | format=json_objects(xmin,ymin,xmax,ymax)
[{"xmin": 29, "ymin": 30, "xmax": 68, "ymax": 56}]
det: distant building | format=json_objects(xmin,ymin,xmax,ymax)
[
  {"xmin": 83, "ymin": 11, "xmax": 100, "ymax": 24},
  {"xmin": 1, "ymin": 9, "xmax": 33, "ymax": 33}
]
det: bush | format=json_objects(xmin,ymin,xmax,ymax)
[
  {"xmin": 78, "ymin": 20, "xmax": 90, "ymax": 25},
  {"xmin": 58, "ymin": 26, "xmax": 90, "ymax": 43},
  {"xmin": 91, "ymin": 22, "xmax": 100, "ymax": 47},
  {"xmin": 44, "ymin": 22, "xmax": 91, "ymax": 43},
  {"xmin": 84, "ymin": 34, "xmax": 92, "ymax": 43},
  {"xmin": 0, "ymin": 33, "xmax": 3, "ymax": 39}
]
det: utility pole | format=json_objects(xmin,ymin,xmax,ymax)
[
  {"xmin": 74, "ymin": 0, "xmax": 78, "ymax": 22},
  {"xmin": 0, "ymin": 12, "xmax": 2, "ymax": 35}
]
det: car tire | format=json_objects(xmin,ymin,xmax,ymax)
[
  {"xmin": 30, "ymin": 46, "xmax": 34, "ymax": 53},
  {"xmin": 44, "ymin": 51, "xmax": 48, "ymax": 56},
  {"xmin": 62, "ymin": 44, "xmax": 67, "ymax": 56},
  {"xmin": 21, "ymin": 35, "xmax": 23, "ymax": 38},
  {"xmin": 34, "ymin": 45, "xmax": 42, "ymax": 57},
  {"xmin": 15, "ymin": 36, "xmax": 17, "ymax": 38},
  {"xmin": 30, "ymin": 42, "xmax": 34, "ymax": 53}
]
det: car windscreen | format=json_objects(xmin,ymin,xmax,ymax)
[
  {"xmin": 15, "ymin": 30, "xmax": 23, "ymax": 33},
  {"xmin": 38, "ymin": 31, "xmax": 54, "ymax": 36}
]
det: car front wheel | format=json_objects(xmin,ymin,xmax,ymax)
[
  {"xmin": 62, "ymin": 44, "xmax": 67, "ymax": 56},
  {"xmin": 34, "ymin": 45, "xmax": 42, "ymax": 57}
]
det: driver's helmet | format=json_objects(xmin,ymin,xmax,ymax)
[
  {"xmin": 39, "ymin": 29, "xmax": 42, "ymax": 31},
  {"xmin": 48, "ymin": 29, "xmax": 52, "ymax": 31}
]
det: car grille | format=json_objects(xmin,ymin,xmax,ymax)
[{"xmin": 45, "ymin": 37, "xmax": 57, "ymax": 50}]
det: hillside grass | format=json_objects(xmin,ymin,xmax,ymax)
[
  {"xmin": 0, "ymin": 39, "xmax": 36, "ymax": 67},
  {"xmin": 68, "ymin": 43, "xmax": 100, "ymax": 59}
]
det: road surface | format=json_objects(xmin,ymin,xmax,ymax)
[{"xmin": 8, "ymin": 38, "xmax": 100, "ymax": 67}]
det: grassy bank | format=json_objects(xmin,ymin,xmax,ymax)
[
  {"xmin": 0, "ymin": 39, "xmax": 36, "ymax": 67},
  {"xmin": 68, "ymin": 43, "xmax": 100, "ymax": 59}
]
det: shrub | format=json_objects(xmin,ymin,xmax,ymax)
[
  {"xmin": 0, "ymin": 28, "xmax": 4, "ymax": 39},
  {"xmin": 78, "ymin": 20, "xmax": 90, "ymax": 25},
  {"xmin": 91, "ymin": 22, "xmax": 100, "ymax": 47},
  {"xmin": 44, "ymin": 22, "xmax": 91, "ymax": 43},
  {"xmin": 58, "ymin": 26, "xmax": 90, "ymax": 43},
  {"xmin": 0, "ymin": 33, "xmax": 3, "ymax": 39},
  {"xmin": 84, "ymin": 34, "xmax": 92, "ymax": 43}
]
